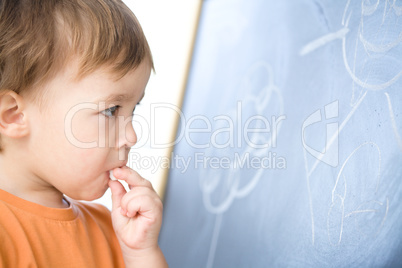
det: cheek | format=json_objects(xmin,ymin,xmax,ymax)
[
  {"xmin": 57, "ymin": 148, "xmax": 110, "ymax": 200},
  {"xmin": 63, "ymin": 147, "xmax": 109, "ymax": 178},
  {"xmin": 67, "ymin": 112, "xmax": 117, "ymax": 148},
  {"xmin": 68, "ymin": 113, "xmax": 99, "ymax": 144}
]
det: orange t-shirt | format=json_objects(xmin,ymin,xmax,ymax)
[{"xmin": 0, "ymin": 189, "xmax": 125, "ymax": 268}]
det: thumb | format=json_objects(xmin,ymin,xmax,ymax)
[{"xmin": 108, "ymin": 180, "xmax": 126, "ymax": 211}]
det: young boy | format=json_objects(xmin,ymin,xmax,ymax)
[{"xmin": 0, "ymin": 0, "xmax": 168, "ymax": 267}]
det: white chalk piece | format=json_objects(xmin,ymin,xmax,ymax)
[{"xmin": 109, "ymin": 170, "xmax": 117, "ymax": 181}]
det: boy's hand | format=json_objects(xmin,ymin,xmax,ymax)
[{"xmin": 108, "ymin": 166, "xmax": 167, "ymax": 267}]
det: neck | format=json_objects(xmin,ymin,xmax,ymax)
[{"xmin": 0, "ymin": 154, "xmax": 69, "ymax": 208}]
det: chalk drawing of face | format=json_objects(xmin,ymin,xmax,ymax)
[
  {"xmin": 299, "ymin": 0, "xmax": 402, "ymax": 246},
  {"xmin": 199, "ymin": 61, "xmax": 284, "ymax": 214},
  {"xmin": 342, "ymin": 0, "xmax": 402, "ymax": 99},
  {"xmin": 341, "ymin": 0, "xmax": 402, "ymax": 154}
]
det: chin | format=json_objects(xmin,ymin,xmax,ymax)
[
  {"xmin": 70, "ymin": 186, "xmax": 109, "ymax": 201},
  {"xmin": 88, "ymin": 188, "xmax": 109, "ymax": 201}
]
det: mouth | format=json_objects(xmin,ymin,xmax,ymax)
[{"xmin": 108, "ymin": 162, "xmax": 128, "ymax": 181}]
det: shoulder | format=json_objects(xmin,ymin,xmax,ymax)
[{"xmin": 0, "ymin": 201, "xmax": 32, "ymax": 267}]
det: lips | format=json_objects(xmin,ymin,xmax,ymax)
[{"xmin": 119, "ymin": 160, "xmax": 128, "ymax": 167}]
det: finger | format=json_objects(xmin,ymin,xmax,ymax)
[
  {"xmin": 120, "ymin": 186, "xmax": 158, "ymax": 213},
  {"xmin": 108, "ymin": 180, "xmax": 126, "ymax": 211},
  {"xmin": 125, "ymin": 195, "xmax": 162, "ymax": 219},
  {"xmin": 113, "ymin": 166, "xmax": 153, "ymax": 189}
]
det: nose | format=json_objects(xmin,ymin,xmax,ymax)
[{"xmin": 117, "ymin": 115, "xmax": 137, "ymax": 149}]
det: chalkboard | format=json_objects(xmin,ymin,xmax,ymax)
[{"xmin": 159, "ymin": 0, "xmax": 402, "ymax": 267}]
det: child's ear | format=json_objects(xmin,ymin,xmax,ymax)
[{"xmin": 0, "ymin": 90, "xmax": 29, "ymax": 138}]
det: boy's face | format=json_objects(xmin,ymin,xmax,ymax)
[{"xmin": 25, "ymin": 60, "xmax": 151, "ymax": 201}]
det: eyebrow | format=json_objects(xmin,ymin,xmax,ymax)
[
  {"xmin": 98, "ymin": 92, "xmax": 145, "ymax": 104},
  {"xmin": 103, "ymin": 94, "xmax": 133, "ymax": 103}
]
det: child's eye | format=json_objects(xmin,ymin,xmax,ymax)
[{"xmin": 101, "ymin": 105, "xmax": 120, "ymax": 117}]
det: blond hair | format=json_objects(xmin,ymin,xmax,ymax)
[{"xmin": 0, "ymin": 0, "xmax": 153, "ymax": 98}]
